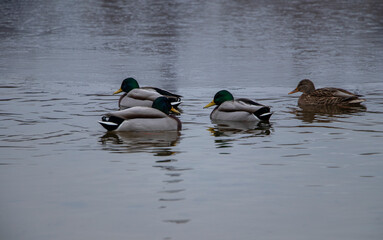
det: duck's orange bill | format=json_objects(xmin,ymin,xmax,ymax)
[
  {"xmin": 288, "ymin": 88, "xmax": 299, "ymax": 94},
  {"xmin": 171, "ymin": 107, "xmax": 180, "ymax": 114},
  {"xmin": 204, "ymin": 101, "xmax": 216, "ymax": 108},
  {"xmin": 113, "ymin": 88, "xmax": 123, "ymax": 94}
]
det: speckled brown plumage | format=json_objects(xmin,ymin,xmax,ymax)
[{"xmin": 289, "ymin": 79, "xmax": 365, "ymax": 106}]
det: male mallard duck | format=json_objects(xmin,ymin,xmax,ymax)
[
  {"xmin": 204, "ymin": 90, "xmax": 272, "ymax": 122},
  {"xmin": 99, "ymin": 97, "xmax": 181, "ymax": 132},
  {"xmin": 289, "ymin": 79, "xmax": 365, "ymax": 106},
  {"xmin": 114, "ymin": 77, "xmax": 182, "ymax": 110}
]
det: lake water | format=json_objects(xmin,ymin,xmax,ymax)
[{"xmin": 1, "ymin": 0, "xmax": 383, "ymax": 239}]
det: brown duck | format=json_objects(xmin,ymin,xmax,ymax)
[{"xmin": 289, "ymin": 79, "xmax": 365, "ymax": 106}]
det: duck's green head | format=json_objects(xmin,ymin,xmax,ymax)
[
  {"xmin": 114, "ymin": 77, "xmax": 140, "ymax": 94},
  {"xmin": 152, "ymin": 97, "xmax": 180, "ymax": 115},
  {"xmin": 204, "ymin": 90, "xmax": 234, "ymax": 108}
]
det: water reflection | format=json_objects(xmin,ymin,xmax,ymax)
[
  {"xmin": 291, "ymin": 104, "xmax": 367, "ymax": 123},
  {"xmin": 153, "ymin": 159, "xmax": 192, "ymax": 224},
  {"xmin": 209, "ymin": 120, "xmax": 272, "ymax": 136},
  {"xmin": 99, "ymin": 131, "xmax": 180, "ymax": 154},
  {"xmin": 208, "ymin": 120, "xmax": 272, "ymax": 149}
]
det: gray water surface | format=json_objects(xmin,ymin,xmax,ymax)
[{"xmin": 1, "ymin": 1, "xmax": 383, "ymax": 240}]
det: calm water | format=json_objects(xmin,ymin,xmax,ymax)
[{"xmin": 1, "ymin": 0, "xmax": 383, "ymax": 239}]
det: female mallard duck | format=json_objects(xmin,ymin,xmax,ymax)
[
  {"xmin": 99, "ymin": 97, "xmax": 181, "ymax": 132},
  {"xmin": 114, "ymin": 77, "xmax": 182, "ymax": 110},
  {"xmin": 289, "ymin": 79, "xmax": 365, "ymax": 106},
  {"xmin": 204, "ymin": 90, "xmax": 272, "ymax": 122}
]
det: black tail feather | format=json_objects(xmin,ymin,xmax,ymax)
[
  {"xmin": 99, "ymin": 116, "xmax": 124, "ymax": 131},
  {"xmin": 253, "ymin": 107, "xmax": 273, "ymax": 122}
]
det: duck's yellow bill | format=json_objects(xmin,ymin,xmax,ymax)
[
  {"xmin": 204, "ymin": 101, "xmax": 216, "ymax": 108},
  {"xmin": 288, "ymin": 88, "xmax": 298, "ymax": 94},
  {"xmin": 113, "ymin": 88, "xmax": 123, "ymax": 94},
  {"xmin": 171, "ymin": 107, "xmax": 180, "ymax": 114}
]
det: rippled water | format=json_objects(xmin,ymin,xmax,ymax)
[{"xmin": 1, "ymin": 1, "xmax": 383, "ymax": 240}]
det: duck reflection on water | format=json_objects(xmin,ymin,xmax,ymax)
[
  {"xmin": 209, "ymin": 120, "xmax": 272, "ymax": 136},
  {"xmin": 207, "ymin": 120, "xmax": 272, "ymax": 149},
  {"xmin": 99, "ymin": 131, "xmax": 180, "ymax": 155},
  {"xmin": 292, "ymin": 104, "xmax": 367, "ymax": 123}
]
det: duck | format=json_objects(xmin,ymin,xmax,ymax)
[
  {"xmin": 113, "ymin": 77, "xmax": 182, "ymax": 110},
  {"xmin": 99, "ymin": 97, "xmax": 182, "ymax": 132},
  {"xmin": 203, "ymin": 90, "xmax": 272, "ymax": 122},
  {"xmin": 289, "ymin": 79, "xmax": 366, "ymax": 106}
]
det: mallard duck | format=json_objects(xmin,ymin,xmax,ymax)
[
  {"xmin": 203, "ymin": 90, "xmax": 272, "ymax": 122},
  {"xmin": 99, "ymin": 97, "xmax": 181, "ymax": 132},
  {"xmin": 289, "ymin": 79, "xmax": 366, "ymax": 106},
  {"xmin": 114, "ymin": 77, "xmax": 182, "ymax": 110}
]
